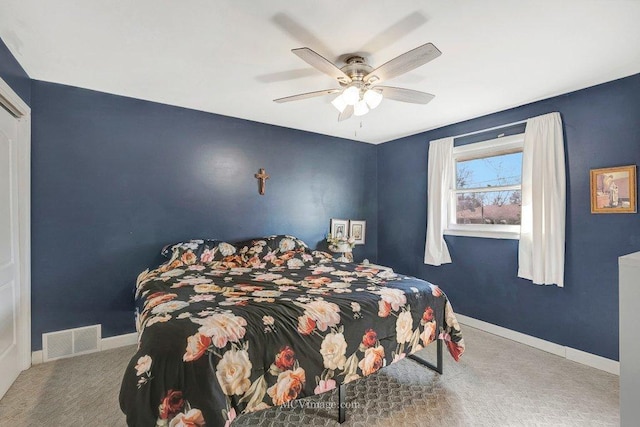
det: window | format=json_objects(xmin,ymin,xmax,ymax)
[{"xmin": 445, "ymin": 133, "xmax": 524, "ymax": 239}]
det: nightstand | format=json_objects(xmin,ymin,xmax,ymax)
[{"xmin": 329, "ymin": 244, "xmax": 353, "ymax": 262}]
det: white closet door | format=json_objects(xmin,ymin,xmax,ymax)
[{"xmin": 0, "ymin": 105, "xmax": 22, "ymax": 399}]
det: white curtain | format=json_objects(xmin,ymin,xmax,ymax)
[
  {"xmin": 424, "ymin": 137, "xmax": 454, "ymax": 266},
  {"xmin": 518, "ymin": 112, "xmax": 566, "ymax": 286}
]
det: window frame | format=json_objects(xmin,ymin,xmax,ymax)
[{"xmin": 444, "ymin": 133, "xmax": 524, "ymax": 240}]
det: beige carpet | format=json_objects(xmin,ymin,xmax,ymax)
[{"xmin": 0, "ymin": 326, "xmax": 619, "ymax": 426}]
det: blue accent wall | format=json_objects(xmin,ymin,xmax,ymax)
[
  {"xmin": 0, "ymin": 37, "xmax": 30, "ymax": 105},
  {"xmin": 377, "ymin": 73, "xmax": 640, "ymax": 361},
  {"xmin": 31, "ymin": 80, "xmax": 378, "ymax": 350}
]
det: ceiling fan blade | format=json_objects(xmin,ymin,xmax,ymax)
[
  {"xmin": 338, "ymin": 105, "xmax": 354, "ymax": 121},
  {"xmin": 292, "ymin": 48, "xmax": 352, "ymax": 84},
  {"xmin": 376, "ymin": 86, "xmax": 435, "ymax": 104},
  {"xmin": 364, "ymin": 43, "xmax": 441, "ymax": 84},
  {"xmin": 273, "ymin": 88, "xmax": 341, "ymax": 103}
]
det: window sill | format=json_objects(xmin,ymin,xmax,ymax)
[{"xmin": 444, "ymin": 228, "xmax": 520, "ymax": 240}]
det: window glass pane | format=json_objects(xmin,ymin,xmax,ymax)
[
  {"xmin": 456, "ymin": 190, "xmax": 522, "ymax": 225},
  {"xmin": 456, "ymin": 152, "xmax": 522, "ymax": 189}
]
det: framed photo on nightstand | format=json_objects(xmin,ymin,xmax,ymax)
[
  {"xmin": 330, "ymin": 218, "xmax": 349, "ymax": 238},
  {"xmin": 349, "ymin": 220, "xmax": 366, "ymax": 245}
]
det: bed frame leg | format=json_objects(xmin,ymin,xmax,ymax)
[
  {"xmin": 407, "ymin": 338, "xmax": 443, "ymax": 374},
  {"xmin": 338, "ymin": 383, "xmax": 346, "ymax": 424}
]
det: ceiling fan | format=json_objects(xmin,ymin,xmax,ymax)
[{"xmin": 273, "ymin": 43, "xmax": 441, "ymax": 121}]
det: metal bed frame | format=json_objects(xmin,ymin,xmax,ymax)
[{"xmin": 337, "ymin": 338, "xmax": 443, "ymax": 423}]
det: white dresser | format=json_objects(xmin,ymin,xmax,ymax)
[{"xmin": 620, "ymin": 251, "xmax": 640, "ymax": 426}]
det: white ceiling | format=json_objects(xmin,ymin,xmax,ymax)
[{"xmin": 1, "ymin": 1, "xmax": 639, "ymax": 144}]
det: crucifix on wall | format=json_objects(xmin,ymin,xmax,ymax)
[{"xmin": 254, "ymin": 168, "xmax": 270, "ymax": 195}]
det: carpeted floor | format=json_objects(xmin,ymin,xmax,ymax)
[{"xmin": 0, "ymin": 325, "xmax": 619, "ymax": 426}]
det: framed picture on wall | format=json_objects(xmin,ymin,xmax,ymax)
[
  {"xmin": 590, "ymin": 165, "xmax": 637, "ymax": 214},
  {"xmin": 349, "ymin": 220, "xmax": 366, "ymax": 245},
  {"xmin": 330, "ymin": 218, "xmax": 349, "ymax": 238}
]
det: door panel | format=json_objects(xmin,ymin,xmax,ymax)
[
  {"xmin": 0, "ymin": 105, "xmax": 20, "ymax": 399},
  {"xmin": 0, "ymin": 281, "xmax": 15, "ymax": 356},
  {"xmin": 0, "ymin": 133, "xmax": 12, "ymax": 267}
]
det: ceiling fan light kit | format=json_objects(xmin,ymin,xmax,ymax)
[
  {"xmin": 274, "ymin": 43, "xmax": 442, "ymax": 121},
  {"xmin": 342, "ymin": 85, "xmax": 361, "ymax": 105},
  {"xmin": 363, "ymin": 89, "xmax": 383, "ymax": 109},
  {"xmin": 331, "ymin": 94, "xmax": 348, "ymax": 113},
  {"xmin": 332, "ymin": 85, "xmax": 383, "ymax": 115},
  {"xmin": 353, "ymin": 99, "xmax": 369, "ymax": 116}
]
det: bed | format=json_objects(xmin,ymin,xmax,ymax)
[{"xmin": 119, "ymin": 235, "xmax": 465, "ymax": 426}]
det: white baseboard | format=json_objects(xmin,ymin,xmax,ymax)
[
  {"xmin": 31, "ymin": 319, "xmax": 620, "ymax": 375},
  {"xmin": 456, "ymin": 314, "xmax": 619, "ymax": 375},
  {"xmin": 102, "ymin": 332, "xmax": 138, "ymax": 351},
  {"xmin": 31, "ymin": 332, "xmax": 138, "ymax": 366},
  {"xmin": 565, "ymin": 347, "xmax": 619, "ymax": 375}
]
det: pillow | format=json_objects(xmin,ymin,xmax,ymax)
[
  {"xmin": 267, "ymin": 235, "xmax": 311, "ymax": 253},
  {"xmin": 235, "ymin": 235, "xmax": 312, "ymax": 268},
  {"xmin": 160, "ymin": 239, "xmax": 238, "ymax": 265}
]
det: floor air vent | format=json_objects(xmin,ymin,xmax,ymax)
[{"xmin": 42, "ymin": 325, "xmax": 101, "ymax": 362}]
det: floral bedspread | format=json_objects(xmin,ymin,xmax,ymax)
[{"xmin": 119, "ymin": 236, "xmax": 465, "ymax": 427}]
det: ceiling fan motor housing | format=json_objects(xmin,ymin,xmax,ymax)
[{"xmin": 339, "ymin": 56, "xmax": 373, "ymax": 86}]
